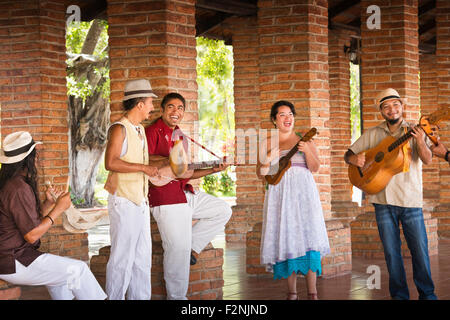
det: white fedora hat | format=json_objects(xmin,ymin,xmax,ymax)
[
  {"xmin": 123, "ymin": 79, "xmax": 157, "ymax": 101},
  {"xmin": 376, "ymin": 88, "xmax": 405, "ymax": 108},
  {"xmin": 0, "ymin": 131, "xmax": 42, "ymax": 164}
]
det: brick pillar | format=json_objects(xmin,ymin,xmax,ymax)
[
  {"xmin": 433, "ymin": 0, "xmax": 450, "ymax": 238},
  {"xmin": 0, "ymin": 280, "xmax": 21, "ymax": 300},
  {"xmin": 419, "ymin": 55, "xmax": 440, "ymax": 212},
  {"xmin": 103, "ymin": 0, "xmax": 224, "ymax": 299},
  {"xmin": 328, "ymin": 29, "xmax": 363, "ymax": 224},
  {"xmin": 0, "ymin": 0, "xmax": 88, "ymax": 261},
  {"xmin": 352, "ymin": 0, "xmax": 438, "ymax": 256},
  {"xmin": 246, "ymin": 0, "xmax": 351, "ymax": 277},
  {"xmin": 228, "ymin": 16, "xmax": 263, "ymax": 243}
]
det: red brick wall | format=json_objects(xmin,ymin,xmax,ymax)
[
  {"xmin": 107, "ymin": 0, "xmax": 198, "ymax": 130},
  {"xmin": 0, "ymin": 280, "xmax": 21, "ymax": 300},
  {"xmin": 0, "ymin": 0, "xmax": 88, "ymax": 262},
  {"xmin": 435, "ymin": 0, "xmax": 450, "ymax": 238},
  {"xmin": 420, "ymin": 55, "xmax": 440, "ymax": 212},
  {"xmin": 329, "ymin": 30, "xmax": 353, "ymax": 205},
  {"xmin": 360, "ymin": 0, "xmax": 420, "ymax": 129},
  {"xmin": 328, "ymin": 29, "xmax": 363, "ymax": 223},
  {"xmin": 228, "ymin": 16, "xmax": 263, "ymax": 242},
  {"xmin": 258, "ymin": 0, "xmax": 332, "ymax": 219}
]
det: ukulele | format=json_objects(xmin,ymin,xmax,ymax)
[
  {"xmin": 264, "ymin": 128, "xmax": 318, "ymax": 185},
  {"xmin": 419, "ymin": 107, "xmax": 450, "ymax": 145},
  {"xmin": 148, "ymin": 140, "xmax": 230, "ymax": 187},
  {"xmin": 348, "ymin": 107, "xmax": 449, "ymax": 194}
]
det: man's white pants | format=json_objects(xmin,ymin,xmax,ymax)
[
  {"xmin": 0, "ymin": 253, "xmax": 106, "ymax": 300},
  {"xmin": 106, "ymin": 194, "xmax": 152, "ymax": 300},
  {"xmin": 151, "ymin": 191, "xmax": 232, "ymax": 300}
]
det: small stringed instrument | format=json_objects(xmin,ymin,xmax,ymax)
[
  {"xmin": 148, "ymin": 158, "xmax": 226, "ymax": 187},
  {"xmin": 348, "ymin": 107, "xmax": 450, "ymax": 194},
  {"xmin": 264, "ymin": 128, "xmax": 318, "ymax": 185},
  {"xmin": 149, "ymin": 140, "xmax": 232, "ymax": 187},
  {"xmin": 419, "ymin": 107, "xmax": 450, "ymax": 145}
]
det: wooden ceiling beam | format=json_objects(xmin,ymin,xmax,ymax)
[
  {"xmin": 79, "ymin": 0, "xmax": 107, "ymax": 22},
  {"xmin": 196, "ymin": 12, "xmax": 233, "ymax": 37},
  {"xmin": 329, "ymin": 0, "xmax": 360, "ymax": 19},
  {"xmin": 419, "ymin": 19, "xmax": 436, "ymax": 35},
  {"xmin": 419, "ymin": 0, "xmax": 436, "ymax": 17},
  {"xmin": 196, "ymin": 0, "xmax": 256, "ymax": 16}
]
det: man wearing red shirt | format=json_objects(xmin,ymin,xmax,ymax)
[{"xmin": 145, "ymin": 92, "xmax": 232, "ymax": 300}]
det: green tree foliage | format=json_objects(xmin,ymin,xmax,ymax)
[
  {"xmin": 66, "ymin": 20, "xmax": 110, "ymax": 101},
  {"xmin": 196, "ymin": 37, "xmax": 235, "ymax": 159},
  {"xmin": 196, "ymin": 37, "xmax": 236, "ymax": 196},
  {"xmin": 350, "ymin": 62, "xmax": 361, "ymax": 143}
]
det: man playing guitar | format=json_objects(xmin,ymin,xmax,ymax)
[
  {"xmin": 145, "ymin": 92, "xmax": 232, "ymax": 300},
  {"xmin": 344, "ymin": 88, "xmax": 437, "ymax": 300}
]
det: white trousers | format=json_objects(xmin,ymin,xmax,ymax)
[
  {"xmin": 106, "ymin": 194, "xmax": 152, "ymax": 300},
  {"xmin": 151, "ymin": 191, "xmax": 232, "ymax": 300},
  {"xmin": 0, "ymin": 253, "xmax": 106, "ymax": 300}
]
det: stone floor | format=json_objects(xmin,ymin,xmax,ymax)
[{"xmin": 18, "ymin": 224, "xmax": 450, "ymax": 300}]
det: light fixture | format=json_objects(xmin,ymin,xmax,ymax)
[{"xmin": 344, "ymin": 37, "xmax": 361, "ymax": 65}]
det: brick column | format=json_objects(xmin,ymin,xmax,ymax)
[
  {"xmin": 352, "ymin": 0, "xmax": 438, "ymax": 256},
  {"xmin": 419, "ymin": 54, "xmax": 440, "ymax": 212},
  {"xmin": 246, "ymin": 0, "xmax": 351, "ymax": 277},
  {"xmin": 433, "ymin": 0, "xmax": 450, "ymax": 238},
  {"xmin": 0, "ymin": 0, "xmax": 88, "ymax": 261},
  {"xmin": 328, "ymin": 29, "xmax": 363, "ymax": 224},
  {"xmin": 103, "ymin": 0, "xmax": 224, "ymax": 299},
  {"xmin": 0, "ymin": 280, "xmax": 21, "ymax": 300},
  {"xmin": 227, "ymin": 16, "xmax": 263, "ymax": 243}
]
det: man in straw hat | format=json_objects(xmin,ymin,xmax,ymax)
[
  {"xmin": 0, "ymin": 131, "xmax": 106, "ymax": 300},
  {"xmin": 145, "ymin": 92, "xmax": 232, "ymax": 300},
  {"xmin": 344, "ymin": 88, "xmax": 437, "ymax": 300},
  {"xmin": 104, "ymin": 78, "xmax": 159, "ymax": 300}
]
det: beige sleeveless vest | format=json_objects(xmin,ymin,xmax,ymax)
[{"xmin": 104, "ymin": 117, "xmax": 149, "ymax": 205}]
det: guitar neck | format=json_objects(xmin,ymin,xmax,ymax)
[
  {"xmin": 283, "ymin": 133, "xmax": 313, "ymax": 160},
  {"xmin": 188, "ymin": 160, "xmax": 222, "ymax": 170},
  {"xmin": 388, "ymin": 129, "xmax": 413, "ymax": 152}
]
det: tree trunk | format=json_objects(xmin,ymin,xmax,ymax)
[{"xmin": 67, "ymin": 20, "xmax": 109, "ymax": 208}]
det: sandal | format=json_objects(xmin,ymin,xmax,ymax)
[
  {"xmin": 307, "ymin": 292, "xmax": 319, "ymax": 300},
  {"xmin": 287, "ymin": 292, "xmax": 299, "ymax": 300}
]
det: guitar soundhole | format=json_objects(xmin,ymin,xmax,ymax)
[{"xmin": 374, "ymin": 152, "xmax": 384, "ymax": 163}]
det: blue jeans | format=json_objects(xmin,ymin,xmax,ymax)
[{"xmin": 373, "ymin": 204, "xmax": 437, "ymax": 300}]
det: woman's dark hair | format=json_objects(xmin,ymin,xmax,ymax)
[
  {"xmin": 0, "ymin": 148, "xmax": 41, "ymax": 214},
  {"xmin": 123, "ymin": 97, "xmax": 147, "ymax": 111},
  {"xmin": 161, "ymin": 92, "xmax": 186, "ymax": 110},
  {"xmin": 270, "ymin": 100, "xmax": 296, "ymax": 122}
]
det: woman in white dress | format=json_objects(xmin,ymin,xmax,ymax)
[{"xmin": 257, "ymin": 101, "xmax": 330, "ymax": 300}]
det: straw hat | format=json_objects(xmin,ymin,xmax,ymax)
[
  {"xmin": 62, "ymin": 206, "xmax": 108, "ymax": 234},
  {"xmin": 0, "ymin": 131, "xmax": 42, "ymax": 164},
  {"xmin": 376, "ymin": 88, "xmax": 405, "ymax": 109},
  {"xmin": 123, "ymin": 79, "xmax": 157, "ymax": 101}
]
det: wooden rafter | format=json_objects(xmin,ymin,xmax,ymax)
[
  {"xmin": 419, "ymin": 0, "xmax": 436, "ymax": 17},
  {"xmin": 196, "ymin": 12, "xmax": 233, "ymax": 37},
  {"xmin": 329, "ymin": 0, "xmax": 360, "ymax": 19},
  {"xmin": 196, "ymin": 0, "xmax": 257, "ymax": 16}
]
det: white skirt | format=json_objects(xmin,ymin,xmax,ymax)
[{"xmin": 260, "ymin": 166, "xmax": 330, "ymax": 267}]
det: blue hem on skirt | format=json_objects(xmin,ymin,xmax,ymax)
[{"xmin": 272, "ymin": 250, "xmax": 322, "ymax": 280}]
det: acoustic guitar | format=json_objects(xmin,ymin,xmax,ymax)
[
  {"xmin": 264, "ymin": 128, "xmax": 318, "ymax": 185},
  {"xmin": 348, "ymin": 107, "xmax": 449, "ymax": 194}
]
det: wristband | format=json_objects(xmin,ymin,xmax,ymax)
[
  {"xmin": 445, "ymin": 151, "xmax": 450, "ymax": 162},
  {"xmin": 45, "ymin": 215, "xmax": 54, "ymax": 225}
]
